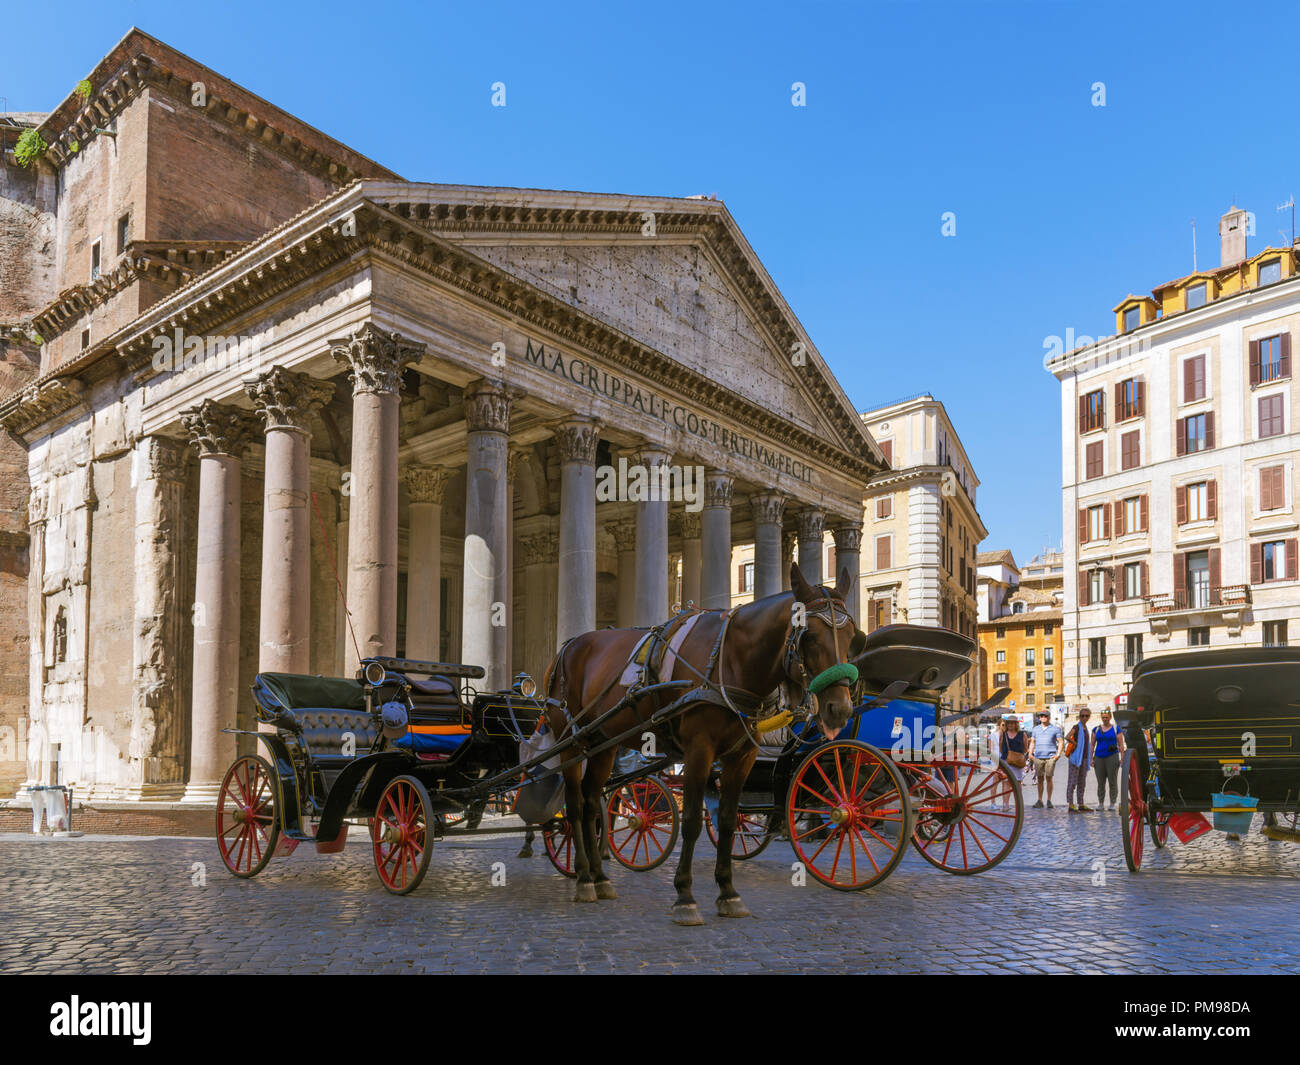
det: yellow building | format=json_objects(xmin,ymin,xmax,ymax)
[{"xmin": 976, "ymin": 550, "xmax": 1065, "ymax": 715}]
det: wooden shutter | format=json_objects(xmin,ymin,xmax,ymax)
[
  {"xmin": 1184, "ymin": 358, "xmax": 1194, "ymax": 400},
  {"xmin": 1209, "ymin": 548, "xmax": 1221, "ymax": 602},
  {"xmin": 738, "ymin": 564, "xmax": 745, "ymax": 588},
  {"xmin": 1206, "ymin": 411, "xmax": 1215, "ymax": 449},
  {"xmin": 876, "ymin": 536, "xmax": 890, "ymax": 570},
  {"xmin": 1114, "ymin": 382, "xmax": 1123, "ymax": 418},
  {"xmin": 1274, "ymin": 466, "xmax": 1286, "ymax": 509},
  {"xmin": 1110, "ymin": 565, "xmax": 1122, "ymax": 601},
  {"xmin": 826, "ymin": 546, "xmax": 836, "ymax": 577},
  {"xmin": 1207, "ymin": 480, "xmax": 1217, "ymax": 520},
  {"xmin": 1078, "ymin": 569, "xmax": 1089, "ymax": 606},
  {"xmin": 1136, "ymin": 378, "xmax": 1145, "ymax": 416},
  {"xmin": 1176, "ymin": 417, "xmax": 1187, "ymax": 456},
  {"xmin": 1176, "ymin": 484, "xmax": 1187, "ymax": 525},
  {"xmin": 1102, "ymin": 504, "xmax": 1111, "ymax": 539},
  {"xmin": 1250, "ymin": 339, "xmax": 1261, "ymax": 385},
  {"xmin": 1282, "ymin": 332, "xmax": 1292, "ymax": 379},
  {"xmin": 1078, "ymin": 507, "xmax": 1089, "ymax": 545},
  {"xmin": 1140, "ymin": 494, "xmax": 1149, "ymax": 532},
  {"xmin": 1173, "ymin": 552, "xmax": 1186, "ymax": 604},
  {"xmin": 1140, "ymin": 561, "xmax": 1149, "ymax": 597},
  {"xmin": 1261, "ymin": 467, "xmax": 1274, "ymax": 511},
  {"xmin": 1251, "ymin": 542, "xmax": 1264, "ymax": 585},
  {"xmin": 1079, "ymin": 394, "xmax": 1088, "ymax": 432},
  {"xmin": 1288, "ymin": 539, "xmax": 1299, "ymax": 582},
  {"xmin": 1113, "ymin": 500, "xmax": 1126, "ymax": 537},
  {"xmin": 880, "ymin": 440, "xmax": 892, "ymax": 467}
]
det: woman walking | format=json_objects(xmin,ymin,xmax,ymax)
[{"xmin": 1092, "ymin": 709, "xmax": 1126, "ymax": 811}]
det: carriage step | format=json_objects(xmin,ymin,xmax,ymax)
[{"xmin": 1261, "ymin": 824, "xmax": 1300, "ymax": 843}]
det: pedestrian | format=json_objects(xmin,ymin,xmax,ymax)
[
  {"xmin": 998, "ymin": 715, "xmax": 1027, "ymax": 810},
  {"xmin": 1065, "ymin": 707, "xmax": 1095, "ymax": 812},
  {"xmin": 1092, "ymin": 709, "xmax": 1126, "ymax": 811},
  {"xmin": 1027, "ymin": 709, "xmax": 1063, "ymax": 808}
]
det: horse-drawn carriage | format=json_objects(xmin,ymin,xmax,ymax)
[{"xmin": 1114, "ymin": 646, "xmax": 1300, "ymax": 872}]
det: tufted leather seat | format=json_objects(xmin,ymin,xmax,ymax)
[{"xmin": 295, "ymin": 710, "xmax": 378, "ymax": 757}]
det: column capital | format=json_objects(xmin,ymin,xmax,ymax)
[
  {"xmin": 750, "ymin": 491, "xmax": 787, "ymax": 527},
  {"xmin": 180, "ymin": 399, "xmax": 255, "ymax": 458},
  {"xmin": 554, "ymin": 417, "xmax": 601, "ymax": 465},
  {"xmin": 610, "ymin": 519, "xmax": 638, "ymax": 554},
  {"xmin": 831, "ymin": 520, "xmax": 864, "ymax": 552},
  {"xmin": 137, "ymin": 434, "xmax": 190, "ymax": 483},
  {"xmin": 243, "ymin": 366, "xmax": 333, "ymax": 433},
  {"xmin": 679, "ymin": 511, "xmax": 701, "ymax": 539},
  {"xmin": 329, "ymin": 322, "xmax": 425, "ymax": 396},
  {"xmin": 797, "ymin": 507, "xmax": 826, "ymax": 541},
  {"xmin": 634, "ymin": 444, "xmax": 673, "ymax": 468},
  {"xmin": 463, "ymin": 379, "xmax": 513, "ymax": 434},
  {"xmin": 404, "ymin": 463, "xmax": 453, "ymax": 504},
  {"xmin": 703, "ymin": 469, "xmax": 734, "ymax": 509}
]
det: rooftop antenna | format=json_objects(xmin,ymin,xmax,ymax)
[
  {"xmin": 1191, "ymin": 218, "xmax": 1197, "ymax": 272},
  {"xmin": 1278, "ymin": 196, "xmax": 1295, "ymax": 246}
]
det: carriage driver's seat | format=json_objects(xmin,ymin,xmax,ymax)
[{"xmin": 393, "ymin": 673, "xmax": 473, "ymax": 758}]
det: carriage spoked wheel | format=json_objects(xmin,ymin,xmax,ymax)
[
  {"xmin": 605, "ymin": 776, "xmax": 680, "ymax": 871},
  {"xmin": 1149, "ymin": 811, "xmax": 1170, "ymax": 849},
  {"xmin": 1118, "ymin": 748, "xmax": 1146, "ymax": 872},
  {"xmin": 216, "ymin": 754, "xmax": 281, "ymax": 878},
  {"xmin": 370, "ymin": 775, "xmax": 434, "ymax": 895},
  {"xmin": 904, "ymin": 758, "xmax": 1024, "ymax": 875},
  {"xmin": 784, "ymin": 740, "xmax": 912, "ymax": 890},
  {"xmin": 705, "ymin": 809, "xmax": 775, "ymax": 859}
]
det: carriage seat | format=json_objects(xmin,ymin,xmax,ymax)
[
  {"xmin": 851, "ymin": 624, "xmax": 974, "ymax": 697},
  {"xmin": 251, "ymin": 673, "xmax": 375, "ymax": 757}
]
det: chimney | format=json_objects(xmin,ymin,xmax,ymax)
[{"xmin": 1220, "ymin": 205, "xmax": 1249, "ymax": 267}]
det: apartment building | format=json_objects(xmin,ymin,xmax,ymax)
[
  {"xmin": 1048, "ymin": 205, "xmax": 1300, "ymax": 708},
  {"xmin": 976, "ymin": 549, "xmax": 1065, "ymax": 713}
]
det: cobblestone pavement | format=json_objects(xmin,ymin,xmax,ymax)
[{"xmin": 2, "ymin": 790, "xmax": 1298, "ymax": 974}]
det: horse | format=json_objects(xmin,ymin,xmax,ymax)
[{"xmin": 541, "ymin": 560, "xmax": 863, "ymax": 925}]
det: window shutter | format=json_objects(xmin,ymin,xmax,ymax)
[
  {"xmin": 1209, "ymin": 548, "xmax": 1221, "ymax": 600},
  {"xmin": 1078, "ymin": 569, "xmax": 1089, "ymax": 606},
  {"xmin": 1113, "ymin": 500, "xmax": 1125, "ymax": 537},
  {"xmin": 1276, "ymin": 466, "xmax": 1286, "ymax": 509},
  {"xmin": 1078, "ymin": 507, "xmax": 1088, "ymax": 545},
  {"xmin": 1176, "ymin": 417, "xmax": 1187, "ymax": 456},
  {"xmin": 1282, "ymin": 332, "xmax": 1292, "ymax": 378},
  {"xmin": 1140, "ymin": 494, "xmax": 1149, "ymax": 531},
  {"xmin": 1207, "ymin": 479, "xmax": 1217, "ymax": 520},
  {"xmin": 1251, "ymin": 542, "xmax": 1264, "ymax": 585},
  {"xmin": 1206, "ymin": 411, "xmax": 1215, "ymax": 449},
  {"xmin": 1288, "ymin": 539, "xmax": 1298, "ymax": 582},
  {"xmin": 880, "ymin": 440, "xmax": 892, "ymax": 467},
  {"xmin": 1114, "ymin": 382, "xmax": 1122, "ymax": 417},
  {"xmin": 737, "ymin": 564, "xmax": 744, "ymax": 588},
  {"xmin": 1099, "ymin": 390, "xmax": 1105, "ymax": 427},
  {"xmin": 1261, "ymin": 467, "xmax": 1273, "ymax": 511},
  {"xmin": 1136, "ymin": 378, "xmax": 1145, "ymax": 416},
  {"xmin": 1111, "ymin": 565, "xmax": 1122, "ymax": 601},
  {"xmin": 1173, "ymin": 553, "xmax": 1186, "ymax": 603},
  {"xmin": 1250, "ymin": 340, "xmax": 1261, "ymax": 386},
  {"xmin": 1140, "ymin": 561, "xmax": 1149, "ymax": 597},
  {"xmin": 1176, "ymin": 484, "xmax": 1187, "ymax": 525},
  {"xmin": 1102, "ymin": 504, "xmax": 1111, "ymax": 539},
  {"xmin": 1078, "ymin": 394, "xmax": 1088, "ymax": 432},
  {"xmin": 1184, "ymin": 358, "xmax": 1195, "ymax": 401}
]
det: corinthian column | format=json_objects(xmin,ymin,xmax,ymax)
[
  {"xmin": 751, "ymin": 492, "xmax": 787, "ymax": 601},
  {"xmin": 680, "ymin": 511, "xmax": 701, "ymax": 609},
  {"xmin": 332, "ymin": 324, "xmax": 424, "ymax": 672},
  {"xmin": 462, "ymin": 381, "xmax": 512, "ymax": 689},
  {"xmin": 700, "ymin": 470, "xmax": 734, "ymax": 610},
  {"xmin": 519, "ymin": 518, "xmax": 558, "ymax": 680},
  {"xmin": 404, "ymin": 464, "xmax": 452, "ymax": 662},
  {"xmin": 831, "ymin": 520, "xmax": 864, "ymax": 618},
  {"xmin": 610, "ymin": 520, "xmax": 638, "ymax": 627},
  {"xmin": 128, "ymin": 435, "xmax": 190, "ymax": 798},
  {"xmin": 180, "ymin": 401, "xmax": 253, "ymax": 803},
  {"xmin": 555, "ymin": 418, "xmax": 601, "ymax": 644},
  {"xmin": 634, "ymin": 447, "xmax": 672, "ymax": 625},
  {"xmin": 797, "ymin": 508, "xmax": 826, "ymax": 585},
  {"xmin": 245, "ymin": 366, "xmax": 333, "ymax": 674}
]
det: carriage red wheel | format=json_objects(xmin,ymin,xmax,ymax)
[
  {"xmin": 906, "ymin": 758, "xmax": 1024, "ymax": 875},
  {"xmin": 370, "ymin": 775, "xmax": 433, "ymax": 895},
  {"xmin": 605, "ymin": 776, "xmax": 680, "ymax": 871},
  {"xmin": 784, "ymin": 740, "xmax": 912, "ymax": 891},
  {"xmin": 705, "ymin": 809, "xmax": 775, "ymax": 859},
  {"xmin": 1119, "ymin": 748, "xmax": 1145, "ymax": 872},
  {"xmin": 542, "ymin": 817, "xmax": 577, "ymax": 878},
  {"xmin": 216, "ymin": 754, "xmax": 280, "ymax": 878},
  {"xmin": 1150, "ymin": 812, "xmax": 1170, "ymax": 848}
]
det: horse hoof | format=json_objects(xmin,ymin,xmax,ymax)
[
  {"xmin": 672, "ymin": 903, "xmax": 705, "ymax": 927},
  {"xmin": 516, "ymin": 846, "xmax": 533, "ymax": 859},
  {"xmin": 574, "ymin": 882, "xmax": 599, "ymax": 904},
  {"xmin": 595, "ymin": 880, "xmax": 618, "ymax": 900},
  {"xmin": 716, "ymin": 896, "xmax": 751, "ymax": 918}
]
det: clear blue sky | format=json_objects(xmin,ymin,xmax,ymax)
[{"xmin": 6, "ymin": 0, "xmax": 1296, "ymax": 564}]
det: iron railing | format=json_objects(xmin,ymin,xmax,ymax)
[{"xmin": 1143, "ymin": 585, "xmax": 1251, "ymax": 615}]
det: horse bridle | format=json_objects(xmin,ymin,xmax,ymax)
[{"xmin": 782, "ymin": 589, "xmax": 860, "ymax": 698}]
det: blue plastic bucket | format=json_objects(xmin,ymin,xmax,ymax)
[{"xmin": 1210, "ymin": 792, "xmax": 1259, "ymax": 834}]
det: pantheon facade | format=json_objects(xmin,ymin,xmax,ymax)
[{"xmin": 0, "ymin": 31, "xmax": 884, "ymax": 802}]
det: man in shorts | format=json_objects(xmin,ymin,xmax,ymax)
[{"xmin": 1028, "ymin": 710, "xmax": 1063, "ymax": 809}]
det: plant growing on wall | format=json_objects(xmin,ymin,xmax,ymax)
[
  {"xmin": 74, "ymin": 79, "xmax": 92, "ymax": 104},
  {"xmin": 14, "ymin": 128, "xmax": 47, "ymax": 168},
  {"xmin": 69, "ymin": 139, "xmax": 80, "ymax": 154}
]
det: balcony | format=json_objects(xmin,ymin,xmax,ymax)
[{"xmin": 1143, "ymin": 585, "xmax": 1250, "ymax": 640}]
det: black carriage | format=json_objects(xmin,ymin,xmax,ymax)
[
  {"xmin": 1115, "ymin": 646, "xmax": 1300, "ymax": 872},
  {"xmin": 704, "ymin": 624, "xmax": 1022, "ymax": 889},
  {"xmin": 215, "ymin": 657, "xmax": 681, "ymax": 894}
]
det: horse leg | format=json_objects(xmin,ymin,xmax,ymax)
[
  {"xmin": 583, "ymin": 748, "xmax": 618, "ymax": 899},
  {"xmin": 714, "ymin": 744, "xmax": 758, "ymax": 918},
  {"xmin": 671, "ymin": 742, "xmax": 714, "ymax": 926},
  {"xmin": 564, "ymin": 764, "xmax": 597, "ymax": 903}
]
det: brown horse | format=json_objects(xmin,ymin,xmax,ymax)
[{"xmin": 542, "ymin": 560, "xmax": 862, "ymax": 925}]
